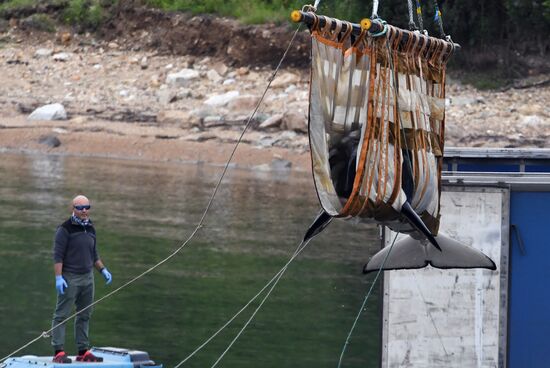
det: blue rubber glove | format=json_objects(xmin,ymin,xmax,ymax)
[
  {"xmin": 101, "ymin": 268, "xmax": 112, "ymax": 285},
  {"xmin": 55, "ymin": 275, "xmax": 68, "ymax": 295}
]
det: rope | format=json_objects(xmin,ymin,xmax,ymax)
[
  {"xmin": 371, "ymin": 0, "xmax": 380, "ymax": 19},
  {"xmin": 407, "ymin": 0, "xmax": 418, "ymax": 30},
  {"xmin": 209, "ymin": 237, "xmax": 306, "ymax": 367},
  {"xmin": 336, "ymin": 231, "xmax": 399, "ymax": 368},
  {"xmin": 416, "ymin": 0, "xmax": 424, "ymax": 31},
  {"xmin": 369, "ymin": 19, "xmax": 388, "ymax": 37},
  {"xmin": 1, "ymin": 23, "xmax": 304, "ymax": 365},
  {"xmin": 174, "ymin": 236, "xmax": 313, "ymax": 368},
  {"xmin": 433, "ymin": 0, "xmax": 446, "ymax": 38}
]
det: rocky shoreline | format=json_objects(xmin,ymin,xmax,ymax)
[{"xmin": 0, "ymin": 23, "xmax": 548, "ymax": 171}]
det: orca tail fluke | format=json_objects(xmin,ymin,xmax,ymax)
[{"xmin": 363, "ymin": 233, "xmax": 497, "ymax": 273}]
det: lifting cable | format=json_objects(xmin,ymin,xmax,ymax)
[
  {"xmin": 336, "ymin": 231, "xmax": 399, "ymax": 368},
  {"xmin": 175, "ymin": 234, "xmax": 313, "ymax": 368},
  {"xmin": 208, "ymin": 241, "xmax": 304, "ymax": 368},
  {"xmin": 415, "ymin": 0, "xmax": 425, "ymax": 32},
  {"xmin": 176, "ymin": 4, "xmax": 326, "ymax": 365},
  {"xmin": 371, "ymin": 0, "xmax": 380, "ymax": 19},
  {"xmin": 0, "ymin": 19, "xmax": 304, "ymax": 365},
  {"xmin": 407, "ymin": 0, "xmax": 418, "ymax": 30},
  {"xmin": 433, "ymin": 0, "xmax": 446, "ymax": 39}
]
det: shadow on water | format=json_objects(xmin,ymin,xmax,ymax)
[{"xmin": 0, "ymin": 153, "xmax": 382, "ymax": 368}]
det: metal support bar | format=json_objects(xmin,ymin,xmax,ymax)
[
  {"xmin": 291, "ymin": 10, "xmax": 383, "ymax": 35},
  {"xmin": 290, "ymin": 10, "xmax": 460, "ymax": 50}
]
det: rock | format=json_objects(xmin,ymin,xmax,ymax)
[
  {"xmin": 204, "ymin": 91, "xmax": 240, "ymax": 107},
  {"xmin": 185, "ymin": 133, "xmax": 217, "ymax": 142},
  {"xmin": 157, "ymin": 110, "xmax": 199, "ymax": 129},
  {"xmin": 34, "ymin": 48, "xmax": 53, "ymax": 58},
  {"xmin": 190, "ymin": 106, "xmax": 217, "ymax": 121},
  {"xmin": 282, "ymin": 110, "xmax": 307, "ymax": 133},
  {"xmin": 206, "ymin": 69, "xmax": 222, "ymax": 83},
  {"xmin": 166, "ymin": 69, "xmax": 200, "ymax": 87},
  {"xmin": 108, "ymin": 42, "xmax": 119, "ymax": 49},
  {"xmin": 70, "ymin": 116, "xmax": 87, "ymax": 124},
  {"xmin": 227, "ymin": 95, "xmax": 259, "ymax": 111},
  {"xmin": 271, "ymin": 72, "xmax": 301, "ymax": 88},
  {"xmin": 259, "ymin": 114, "xmax": 284, "ymax": 129},
  {"xmin": 254, "ymin": 164, "xmax": 271, "ymax": 171},
  {"xmin": 518, "ymin": 104, "xmax": 543, "ymax": 115},
  {"xmin": 140, "ymin": 56, "xmax": 148, "ymax": 70},
  {"xmin": 58, "ymin": 32, "xmax": 71, "ymax": 45},
  {"xmin": 177, "ymin": 88, "xmax": 192, "ymax": 99},
  {"xmin": 212, "ymin": 62, "xmax": 228, "ymax": 76},
  {"xmin": 223, "ymin": 78, "xmax": 236, "ymax": 85},
  {"xmin": 285, "ymin": 85, "xmax": 297, "ymax": 93},
  {"xmin": 521, "ymin": 115, "xmax": 546, "ymax": 126},
  {"xmin": 52, "ymin": 127, "xmax": 68, "ymax": 134},
  {"xmin": 196, "ymin": 133, "xmax": 217, "ymax": 142},
  {"xmin": 444, "ymin": 121, "xmax": 461, "ymax": 139},
  {"xmin": 278, "ymin": 130, "xmax": 298, "ymax": 140},
  {"xmin": 203, "ymin": 116, "xmax": 223, "ymax": 126},
  {"xmin": 53, "ymin": 52, "xmax": 71, "ymax": 62},
  {"xmin": 258, "ymin": 136, "xmax": 277, "ymax": 148},
  {"xmin": 271, "ymin": 158, "xmax": 292, "ymax": 171},
  {"xmin": 38, "ymin": 135, "xmax": 61, "ymax": 148},
  {"xmin": 157, "ymin": 88, "xmax": 177, "ymax": 104},
  {"xmin": 236, "ymin": 67, "xmax": 249, "ymax": 76},
  {"xmin": 149, "ymin": 76, "xmax": 161, "ymax": 87},
  {"xmin": 449, "ymin": 96, "xmax": 484, "ymax": 106},
  {"xmin": 28, "ymin": 103, "xmax": 67, "ymax": 121}
]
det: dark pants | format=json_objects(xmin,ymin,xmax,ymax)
[{"xmin": 51, "ymin": 271, "xmax": 94, "ymax": 351}]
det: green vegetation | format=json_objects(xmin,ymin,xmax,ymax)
[
  {"xmin": 62, "ymin": 0, "xmax": 105, "ymax": 29},
  {"xmin": 0, "ymin": 0, "xmax": 107, "ymax": 29},
  {"xmin": 27, "ymin": 13, "xmax": 56, "ymax": 31},
  {"xmin": 0, "ymin": 0, "xmax": 38, "ymax": 13},
  {"xmin": 144, "ymin": 0, "xmax": 295, "ymax": 24}
]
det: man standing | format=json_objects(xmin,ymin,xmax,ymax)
[{"xmin": 51, "ymin": 195, "xmax": 112, "ymax": 363}]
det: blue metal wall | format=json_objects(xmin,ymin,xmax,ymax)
[{"xmin": 508, "ymin": 191, "xmax": 550, "ymax": 367}]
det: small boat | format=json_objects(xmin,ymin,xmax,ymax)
[{"xmin": 1, "ymin": 347, "xmax": 161, "ymax": 368}]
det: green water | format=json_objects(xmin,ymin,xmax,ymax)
[{"xmin": 0, "ymin": 153, "xmax": 382, "ymax": 367}]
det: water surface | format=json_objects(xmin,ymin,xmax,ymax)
[{"xmin": 0, "ymin": 153, "xmax": 382, "ymax": 367}]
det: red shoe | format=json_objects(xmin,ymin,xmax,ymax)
[
  {"xmin": 52, "ymin": 351, "xmax": 72, "ymax": 364},
  {"xmin": 75, "ymin": 351, "xmax": 103, "ymax": 362}
]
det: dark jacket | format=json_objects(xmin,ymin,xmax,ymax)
[{"xmin": 53, "ymin": 217, "xmax": 99, "ymax": 274}]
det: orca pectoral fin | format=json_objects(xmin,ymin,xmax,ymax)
[
  {"xmin": 303, "ymin": 210, "xmax": 333, "ymax": 243},
  {"xmin": 363, "ymin": 233, "xmax": 497, "ymax": 273},
  {"xmin": 400, "ymin": 202, "xmax": 442, "ymax": 251}
]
